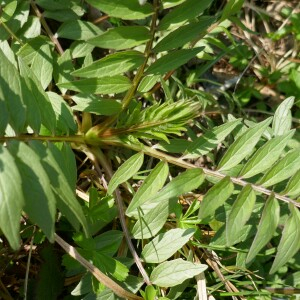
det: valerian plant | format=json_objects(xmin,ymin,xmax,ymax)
[{"xmin": 0, "ymin": 0, "xmax": 299, "ymax": 299}]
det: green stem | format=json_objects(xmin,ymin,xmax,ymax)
[
  {"xmin": 89, "ymin": 0, "xmax": 160, "ymax": 134},
  {"xmin": 0, "ymin": 20, "xmax": 23, "ymax": 44},
  {"xmin": 90, "ymin": 147, "xmax": 151, "ymax": 285},
  {"xmin": 30, "ymin": 1, "xmax": 64, "ymax": 55},
  {"xmin": 0, "ymin": 134, "xmax": 85, "ymax": 144},
  {"xmin": 91, "ymin": 138, "xmax": 300, "ymax": 209},
  {"xmin": 55, "ymin": 234, "xmax": 143, "ymax": 300}
]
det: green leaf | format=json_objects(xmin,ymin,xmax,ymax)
[
  {"xmin": 198, "ymin": 176, "xmax": 234, "ymax": 220},
  {"xmin": 269, "ymin": 205, "xmax": 300, "ymax": 274},
  {"xmin": 246, "ymin": 195, "xmax": 279, "ymax": 264},
  {"xmin": 93, "ymin": 252, "xmax": 129, "ymax": 282},
  {"xmin": 258, "ymin": 149, "xmax": 300, "ymax": 187},
  {"xmin": 272, "ymin": 96, "xmax": 294, "ymax": 136},
  {"xmin": 283, "ymin": 169, "xmax": 300, "ymax": 198},
  {"xmin": 17, "ymin": 36, "xmax": 52, "ymax": 65},
  {"xmin": 0, "ymin": 145, "xmax": 24, "ymax": 250},
  {"xmin": 43, "ymin": 9, "xmax": 84, "ymax": 22},
  {"xmin": 29, "ymin": 141, "xmax": 89, "ymax": 236},
  {"xmin": 239, "ymin": 130, "xmax": 294, "ymax": 178},
  {"xmin": 158, "ymin": 0, "xmax": 213, "ymax": 30},
  {"xmin": 138, "ymin": 74, "xmax": 160, "ymax": 92},
  {"xmin": 56, "ymin": 20, "xmax": 103, "ymax": 40},
  {"xmin": 18, "ymin": 58, "xmax": 56, "ymax": 134},
  {"xmin": 17, "ymin": 15, "xmax": 41, "ymax": 39},
  {"xmin": 107, "ymin": 152, "xmax": 144, "ymax": 195},
  {"xmin": 54, "ymin": 49, "xmax": 74, "ymax": 94},
  {"xmin": 52, "ymin": 143, "xmax": 77, "ymax": 190},
  {"xmin": 70, "ymin": 41, "xmax": 94, "ymax": 59},
  {"xmin": 57, "ymin": 75, "xmax": 131, "ymax": 94},
  {"xmin": 126, "ymin": 161, "xmax": 169, "ymax": 214},
  {"xmin": 156, "ymin": 139, "xmax": 190, "ymax": 154},
  {"xmin": 7, "ymin": 141, "xmax": 56, "ymax": 242},
  {"xmin": 88, "ymin": 26, "xmax": 151, "ymax": 50},
  {"xmin": 85, "ymin": 0, "xmax": 153, "ymax": 20},
  {"xmin": 226, "ymin": 185, "xmax": 256, "ymax": 246},
  {"xmin": 0, "ymin": 1, "xmax": 29, "ymax": 41},
  {"xmin": 36, "ymin": 0, "xmax": 82, "ymax": 10},
  {"xmin": 88, "ymin": 196, "xmax": 118, "ymax": 235},
  {"xmin": 184, "ymin": 119, "xmax": 241, "ymax": 159},
  {"xmin": 1, "ymin": 1, "xmax": 17, "ymax": 22},
  {"xmin": 143, "ymin": 285, "xmax": 157, "ymax": 300},
  {"xmin": 218, "ymin": 117, "xmax": 272, "ymax": 171},
  {"xmin": 146, "ymin": 47, "xmax": 205, "ymax": 76},
  {"xmin": 131, "ymin": 200, "xmax": 169, "ymax": 239},
  {"xmin": 30, "ymin": 42, "xmax": 53, "ymax": 90},
  {"xmin": 46, "ymin": 92, "xmax": 77, "ymax": 134},
  {"xmin": 220, "ymin": 0, "xmax": 244, "ymax": 21},
  {"xmin": 72, "ymin": 51, "xmax": 144, "ymax": 78},
  {"xmin": 0, "ymin": 48, "xmax": 25, "ymax": 133},
  {"xmin": 148, "ymin": 168, "xmax": 205, "ymax": 205},
  {"xmin": 154, "ymin": 16, "xmax": 215, "ymax": 52},
  {"xmin": 93, "ymin": 230, "xmax": 124, "ymax": 256},
  {"xmin": 150, "ymin": 259, "xmax": 207, "ymax": 287},
  {"xmin": 72, "ymin": 94, "xmax": 122, "ymax": 116},
  {"xmin": 0, "ymin": 40, "xmax": 17, "ymax": 67},
  {"xmin": 141, "ymin": 228, "xmax": 195, "ymax": 263}
]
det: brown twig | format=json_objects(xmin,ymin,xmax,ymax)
[
  {"xmin": 91, "ymin": 148, "xmax": 151, "ymax": 285},
  {"xmin": 93, "ymin": 15, "xmax": 110, "ymax": 24},
  {"xmin": 30, "ymin": 1, "xmax": 64, "ymax": 55},
  {"xmin": 55, "ymin": 234, "xmax": 143, "ymax": 300}
]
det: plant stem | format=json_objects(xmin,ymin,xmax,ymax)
[
  {"xmin": 95, "ymin": 139, "xmax": 300, "ymax": 208},
  {"xmin": 90, "ymin": 0, "xmax": 160, "ymax": 134},
  {"xmin": 90, "ymin": 147, "xmax": 152, "ymax": 285},
  {"xmin": 0, "ymin": 20, "xmax": 23, "ymax": 44},
  {"xmin": 0, "ymin": 134, "xmax": 85, "ymax": 144},
  {"xmin": 30, "ymin": 1, "xmax": 64, "ymax": 55},
  {"xmin": 55, "ymin": 234, "xmax": 143, "ymax": 300}
]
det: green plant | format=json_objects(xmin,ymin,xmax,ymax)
[{"xmin": 0, "ymin": 0, "xmax": 299, "ymax": 299}]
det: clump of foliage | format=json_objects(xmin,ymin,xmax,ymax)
[{"xmin": 0, "ymin": 0, "xmax": 299, "ymax": 299}]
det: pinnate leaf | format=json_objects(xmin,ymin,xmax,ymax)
[
  {"xmin": 0, "ymin": 145, "xmax": 24, "ymax": 250},
  {"xmin": 126, "ymin": 161, "xmax": 169, "ymax": 214},
  {"xmin": 259, "ymin": 149, "xmax": 300, "ymax": 187},
  {"xmin": 57, "ymin": 75, "xmax": 131, "ymax": 94},
  {"xmin": 29, "ymin": 141, "xmax": 89, "ymax": 236},
  {"xmin": 184, "ymin": 119, "xmax": 241, "ymax": 159},
  {"xmin": 270, "ymin": 205, "xmax": 300, "ymax": 274},
  {"xmin": 283, "ymin": 169, "xmax": 300, "ymax": 199},
  {"xmin": 85, "ymin": 0, "xmax": 153, "ymax": 20},
  {"xmin": 272, "ymin": 96, "xmax": 294, "ymax": 136},
  {"xmin": 226, "ymin": 185, "xmax": 256, "ymax": 246},
  {"xmin": 57, "ymin": 20, "xmax": 103, "ymax": 40},
  {"xmin": 107, "ymin": 152, "xmax": 144, "ymax": 195},
  {"xmin": 131, "ymin": 200, "xmax": 169, "ymax": 239},
  {"xmin": 246, "ymin": 195, "xmax": 279, "ymax": 264},
  {"xmin": 0, "ymin": 48, "xmax": 25, "ymax": 133},
  {"xmin": 154, "ymin": 16, "xmax": 215, "ymax": 52},
  {"xmin": 148, "ymin": 168, "xmax": 205, "ymax": 205},
  {"xmin": 72, "ymin": 94, "xmax": 122, "ymax": 116},
  {"xmin": 146, "ymin": 47, "xmax": 204, "ymax": 76},
  {"xmin": 218, "ymin": 117, "xmax": 272, "ymax": 171},
  {"xmin": 142, "ymin": 228, "xmax": 195, "ymax": 263},
  {"xmin": 88, "ymin": 26, "xmax": 150, "ymax": 50},
  {"xmin": 158, "ymin": 0, "xmax": 213, "ymax": 30},
  {"xmin": 199, "ymin": 176, "xmax": 234, "ymax": 220},
  {"xmin": 71, "ymin": 51, "xmax": 144, "ymax": 78},
  {"xmin": 150, "ymin": 259, "xmax": 207, "ymax": 287},
  {"xmin": 7, "ymin": 141, "xmax": 56, "ymax": 242},
  {"xmin": 239, "ymin": 130, "xmax": 294, "ymax": 178}
]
